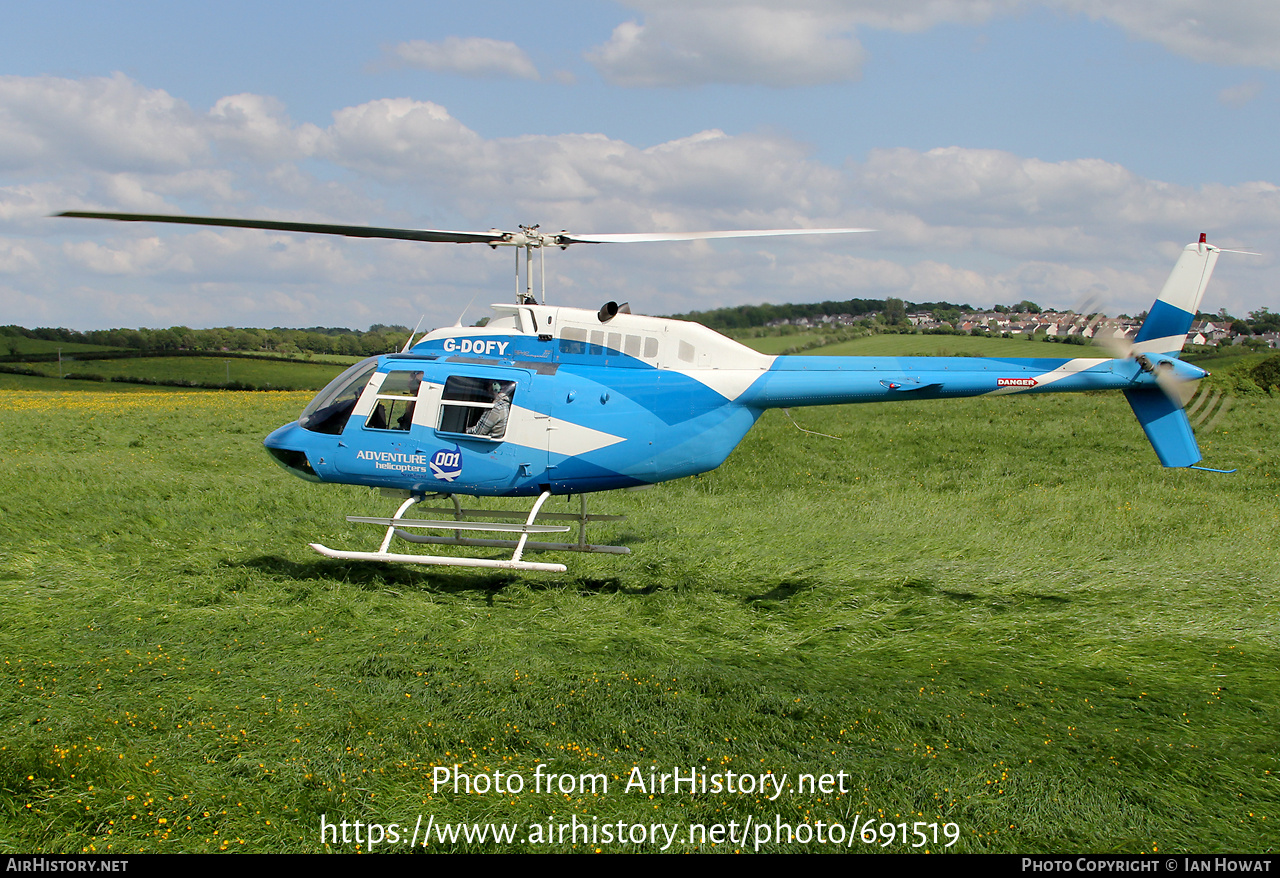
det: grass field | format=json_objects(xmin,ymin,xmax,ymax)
[
  {"xmin": 796, "ymin": 334, "xmax": 1090, "ymax": 358},
  {"xmin": 8, "ymin": 356, "xmax": 348, "ymax": 391},
  {"xmin": 736, "ymin": 331, "xmax": 1077, "ymax": 357},
  {"xmin": 0, "ymin": 373, "xmax": 194, "ymax": 393},
  {"xmin": 733, "ymin": 331, "xmax": 845, "ymax": 354},
  {"xmin": 0, "ymin": 338, "xmax": 123, "ymax": 357},
  {"xmin": 738, "ymin": 330, "xmax": 1280, "ymax": 367},
  {"xmin": 0, "ymin": 374, "xmax": 1277, "ymax": 853}
]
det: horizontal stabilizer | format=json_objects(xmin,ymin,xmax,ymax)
[{"xmin": 1123, "ymin": 388, "xmax": 1201, "ymax": 467}]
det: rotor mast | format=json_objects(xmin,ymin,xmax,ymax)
[{"xmin": 496, "ymin": 224, "xmax": 561, "ymax": 305}]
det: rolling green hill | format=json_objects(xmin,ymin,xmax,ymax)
[
  {"xmin": 739, "ymin": 332, "xmax": 1073, "ymax": 358},
  {"xmin": 0, "ymin": 337, "xmax": 123, "ymax": 356},
  {"xmin": 6, "ymin": 356, "xmax": 348, "ymax": 391}
]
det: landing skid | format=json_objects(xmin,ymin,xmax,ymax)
[{"xmin": 309, "ymin": 491, "xmax": 629, "ymax": 573}]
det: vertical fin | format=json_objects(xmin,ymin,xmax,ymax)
[
  {"xmin": 1131, "ymin": 237, "xmax": 1220, "ymax": 357},
  {"xmin": 1122, "ymin": 237, "xmax": 1226, "ymax": 466}
]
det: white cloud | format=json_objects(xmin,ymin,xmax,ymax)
[
  {"xmin": 0, "ymin": 182, "xmax": 71, "ymax": 227},
  {"xmin": 5, "ymin": 72, "xmax": 1278, "ymax": 327},
  {"xmin": 0, "ymin": 239, "xmax": 39, "ymax": 274},
  {"xmin": 0, "ymin": 75, "xmax": 328, "ymax": 181},
  {"xmin": 588, "ymin": 1, "xmax": 1280, "ymax": 89},
  {"xmin": 855, "ymin": 146, "xmax": 1280, "ymax": 254},
  {"xmin": 320, "ymin": 98, "xmax": 484, "ymax": 182},
  {"xmin": 0, "ymin": 73, "xmax": 206, "ymax": 172},
  {"xmin": 208, "ymin": 93, "xmax": 322, "ymax": 160},
  {"xmin": 587, "ymin": 1, "xmax": 1025, "ymax": 87},
  {"xmin": 858, "ymin": 147, "xmax": 1143, "ymax": 226},
  {"xmin": 171, "ymin": 230, "xmax": 371, "ymax": 285},
  {"xmin": 1055, "ymin": 0, "xmax": 1280, "ymax": 70},
  {"xmin": 311, "ymin": 97, "xmax": 850, "ymax": 233},
  {"xmin": 588, "ymin": 3, "xmax": 868, "ymax": 87},
  {"xmin": 386, "ymin": 37, "xmax": 540, "ymax": 80},
  {"xmin": 61, "ymin": 236, "xmax": 169, "ymax": 276},
  {"xmin": 1218, "ymin": 79, "xmax": 1264, "ymax": 107}
]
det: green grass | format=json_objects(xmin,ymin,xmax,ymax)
[
  {"xmin": 9, "ymin": 356, "xmax": 347, "ymax": 391},
  {"xmin": 239, "ymin": 351, "xmax": 365, "ymax": 366},
  {"xmin": 808, "ymin": 333, "xmax": 1088, "ymax": 358},
  {"xmin": 740, "ymin": 330, "xmax": 1277, "ymax": 368},
  {"xmin": 0, "ymin": 382, "xmax": 1277, "ymax": 853},
  {"xmin": 0, "ymin": 373, "xmax": 191, "ymax": 393},
  {"xmin": 0, "ymin": 338, "xmax": 123, "ymax": 357},
  {"xmin": 1184, "ymin": 350, "xmax": 1276, "ymax": 373},
  {"xmin": 733, "ymin": 332, "xmax": 837, "ymax": 354},
  {"xmin": 739, "ymin": 332, "xmax": 1095, "ymax": 358}
]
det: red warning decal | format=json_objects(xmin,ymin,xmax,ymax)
[{"xmin": 997, "ymin": 377, "xmax": 1038, "ymax": 387}]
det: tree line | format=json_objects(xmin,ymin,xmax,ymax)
[
  {"xmin": 1, "ymin": 324, "xmax": 413, "ymax": 358},
  {"xmin": 665, "ymin": 298, "xmax": 977, "ymax": 330},
  {"xmin": 669, "ymin": 299, "xmax": 1280, "ymax": 336}
]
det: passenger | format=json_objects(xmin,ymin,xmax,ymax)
[
  {"xmin": 467, "ymin": 382, "xmax": 511, "ymax": 438},
  {"xmin": 396, "ymin": 371, "xmax": 423, "ymax": 430}
]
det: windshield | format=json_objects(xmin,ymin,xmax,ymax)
[{"xmin": 298, "ymin": 356, "xmax": 380, "ymax": 434}]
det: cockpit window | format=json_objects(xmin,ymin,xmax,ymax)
[{"xmin": 299, "ymin": 356, "xmax": 379, "ymax": 435}]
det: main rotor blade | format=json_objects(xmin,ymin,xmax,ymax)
[
  {"xmin": 56, "ymin": 211, "xmax": 505, "ymax": 245},
  {"xmin": 57, "ymin": 212, "xmax": 873, "ymax": 249},
  {"xmin": 558, "ymin": 228, "xmax": 872, "ymax": 245}
]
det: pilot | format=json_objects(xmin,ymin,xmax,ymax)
[{"xmin": 467, "ymin": 381, "xmax": 510, "ymax": 438}]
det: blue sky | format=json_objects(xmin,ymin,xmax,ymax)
[{"xmin": 3, "ymin": 1, "xmax": 1278, "ymax": 329}]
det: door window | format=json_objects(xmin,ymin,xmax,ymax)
[{"xmin": 437, "ymin": 377, "xmax": 516, "ymax": 440}]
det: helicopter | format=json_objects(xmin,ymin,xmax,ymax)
[{"xmin": 59, "ymin": 211, "xmax": 1224, "ymax": 572}]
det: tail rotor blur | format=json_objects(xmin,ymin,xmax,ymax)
[{"xmin": 1185, "ymin": 384, "xmax": 1234, "ymax": 434}]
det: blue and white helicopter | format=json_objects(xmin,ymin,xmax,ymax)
[{"xmin": 60, "ymin": 212, "xmax": 1223, "ymax": 572}]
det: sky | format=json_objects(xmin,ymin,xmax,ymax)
[{"xmin": 2, "ymin": 0, "xmax": 1278, "ymax": 331}]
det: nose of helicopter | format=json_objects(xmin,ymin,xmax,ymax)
[{"xmin": 263, "ymin": 421, "xmax": 324, "ymax": 482}]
